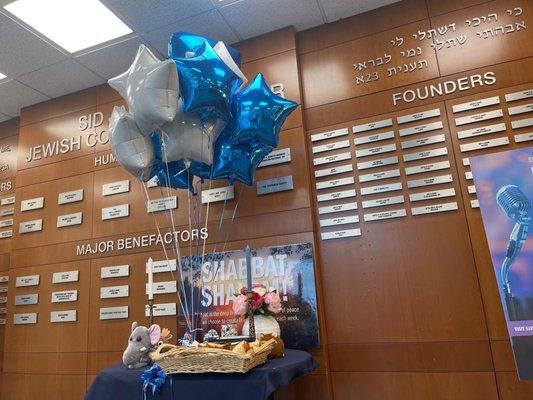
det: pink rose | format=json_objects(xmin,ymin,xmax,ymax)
[
  {"xmin": 232, "ymin": 294, "xmax": 248, "ymax": 316},
  {"xmin": 264, "ymin": 292, "xmax": 282, "ymax": 314},
  {"xmin": 252, "ymin": 284, "xmax": 267, "ymax": 297}
]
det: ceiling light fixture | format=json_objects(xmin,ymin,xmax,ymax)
[{"xmin": 4, "ymin": 0, "xmax": 132, "ymax": 53}]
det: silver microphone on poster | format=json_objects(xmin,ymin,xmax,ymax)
[{"xmin": 496, "ymin": 185, "xmax": 531, "ymax": 296}]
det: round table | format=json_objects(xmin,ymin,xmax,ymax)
[{"xmin": 85, "ymin": 349, "xmax": 317, "ymax": 400}]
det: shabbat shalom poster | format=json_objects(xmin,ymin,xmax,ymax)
[
  {"xmin": 178, "ymin": 243, "xmax": 320, "ymax": 349},
  {"xmin": 471, "ymin": 147, "xmax": 533, "ymax": 379}
]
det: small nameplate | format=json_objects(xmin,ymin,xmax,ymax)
[
  {"xmin": 457, "ymin": 123, "xmax": 506, "ymax": 139},
  {"xmin": 355, "ymin": 143, "xmax": 396, "ymax": 158},
  {"xmin": 399, "ymin": 121, "xmax": 443, "ymax": 137},
  {"xmin": 313, "ymin": 151, "xmax": 351, "ymax": 166},
  {"xmin": 19, "ymin": 219, "xmax": 43, "ymax": 234},
  {"xmin": 364, "ymin": 209, "xmax": 407, "ymax": 222},
  {"xmin": 100, "ymin": 285, "xmax": 129, "ymax": 299},
  {"xmin": 319, "ymin": 215, "xmax": 359, "ymax": 227},
  {"xmin": 102, "ymin": 180, "xmax": 130, "ymax": 196},
  {"xmin": 0, "ymin": 208, "xmax": 14, "ymax": 217},
  {"xmin": 0, "ymin": 230, "xmax": 12, "ymax": 239},
  {"xmin": 0, "ymin": 307, "xmax": 6, "ymax": 313},
  {"xmin": 100, "ymin": 306, "xmax": 129, "ymax": 320},
  {"xmin": 318, "ymin": 202, "xmax": 358, "ymax": 215},
  {"xmin": 471, "ymin": 199, "xmax": 480, "ymax": 208},
  {"xmin": 405, "ymin": 161, "xmax": 450, "ymax": 175},
  {"xmin": 0, "ymin": 276, "xmax": 8, "ymax": 283},
  {"xmin": 14, "ymin": 313, "xmax": 37, "ymax": 324},
  {"xmin": 505, "ymin": 89, "xmax": 533, "ymax": 102},
  {"xmin": 317, "ymin": 189, "xmax": 356, "ymax": 203},
  {"xmin": 401, "ymin": 134, "xmax": 446, "ymax": 150},
  {"xmin": 514, "ymin": 132, "xmax": 533, "ymax": 143},
  {"xmin": 357, "ymin": 156, "xmax": 398, "ymax": 170},
  {"xmin": 0, "ymin": 319, "xmax": 5, "ymax": 325},
  {"xmin": 362, "ymin": 195, "xmax": 404, "ymax": 209},
  {"xmin": 454, "ymin": 109, "xmax": 503, "ymax": 126},
  {"xmin": 312, "ymin": 140, "xmax": 350, "ymax": 154},
  {"xmin": 316, "ymin": 177, "xmax": 355, "ymax": 190},
  {"xmin": 16, "ymin": 275, "xmax": 39, "ymax": 287},
  {"xmin": 101, "ymin": 265, "xmax": 129, "ymax": 279},
  {"xmin": 468, "ymin": 185, "xmax": 477, "ymax": 194},
  {"xmin": 412, "ymin": 202, "xmax": 458, "ymax": 216},
  {"xmin": 511, "ymin": 117, "xmax": 533, "ymax": 130},
  {"xmin": 52, "ymin": 270, "xmax": 79, "ymax": 284},
  {"xmin": 21, "ymin": 197, "xmax": 44, "ymax": 212},
  {"xmin": 51, "ymin": 310, "xmax": 77, "ymax": 323},
  {"xmin": 321, "ymin": 229, "xmax": 361, "ymax": 240},
  {"xmin": 463, "ymin": 158, "xmax": 470, "ymax": 166},
  {"xmin": 201, "ymin": 186, "xmax": 234, "ymax": 204},
  {"xmin": 57, "ymin": 212, "xmax": 82, "ymax": 228},
  {"xmin": 146, "ymin": 176, "xmax": 159, "ymax": 188},
  {"xmin": 51, "ymin": 290, "xmax": 78, "ymax": 303},
  {"xmin": 147, "ymin": 259, "xmax": 177, "ymax": 274},
  {"xmin": 465, "ymin": 171, "xmax": 473, "ymax": 180},
  {"xmin": 359, "ymin": 169, "xmax": 400, "ymax": 183},
  {"xmin": 145, "ymin": 302, "xmax": 177, "ymax": 317},
  {"xmin": 360, "ymin": 182, "xmax": 402, "ymax": 196},
  {"xmin": 257, "ymin": 176, "xmax": 294, "ymax": 195},
  {"xmin": 0, "ymin": 297, "xmax": 6, "ymax": 304},
  {"xmin": 397, "ymin": 108, "xmax": 441, "ymax": 124},
  {"xmin": 354, "ymin": 131, "xmax": 394, "ymax": 145},
  {"xmin": 146, "ymin": 281, "xmax": 177, "ymax": 295},
  {"xmin": 353, "ymin": 118, "xmax": 393, "ymax": 133},
  {"xmin": 407, "ymin": 174, "xmax": 453, "ymax": 189},
  {"xmin": 0, "ymin": 219, "xmax": 13, "ymax": 228},
  {"xmin": 508, "ymin": 103, "xmax": 533, "ymax": 116},
  {"xmin": 409, "ymin": 188, "xmax": 456, "ymax": 202},
  {"xmin": 14, "ymin": 294, "xmax": 38, "ymax": 306},
  {"xmin": 58, "ymin": 189, "xmax": 84, "ymax": 205},
  {"xmin": 459, "ymin": 137, "xmax": 509, "ymax": 152},
  {"xmin": 258, "ymin": 148, "xmax": 291, "ymax": 167},
  {"xmin": 147, "ymin": 196, "xmax": 177, "ymax": 213},
  {"xmin": 102, "ymin": 204, "xmax": 129, "ymax": 220},
  {"xmin": 0, "ymin": 196, "xmax": 14, "ymax": 206},
  {"xmin": 311, "ymin": 128, "xmax": 349, "ymax": 142},
  {"xmin": 403, "ymin": 147, "xmax": 448, "ymax": 162},
  {"xmin": 452, "ymin": 96, "xmax": 500, "ymax": 113},
  {"xmin": 0, "ymin": 287, "xmax": 6, "ymax": 293},
  {"xmin": 315, "ymin": 163, "xmax": 353, "ymax": 178}
]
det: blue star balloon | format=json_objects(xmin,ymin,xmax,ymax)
[
  {"xmin": 211, "ymin": 127, "xmax": 272, "ymax": 185},
  {"xmin": 172, "ymin": 42, "xmax": 243, "ymax": 122},
  {"xmin": 230, "ymin": 73, "xmax": 298, "ymax": 148},
  {"xmin": 169, "ymin": 31, "xmax": 242, "ymax": 67}
]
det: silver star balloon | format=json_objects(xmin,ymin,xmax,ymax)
[
  {"xmin": 109, "ymin": 106, "xmax": 155, "ymax": 181},
  {"xmin": 108, "ymin": 44, "xmax": 179, "ymax": 135}
]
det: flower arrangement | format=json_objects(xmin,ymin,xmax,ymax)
[{"xmin": 232, "ymin": 284, "xmax": 282, "ymax": 317}]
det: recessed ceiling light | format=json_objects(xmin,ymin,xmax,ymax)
[{"xmin": 4, "ymin": 0, "xmax": 132, "ymax": 53}]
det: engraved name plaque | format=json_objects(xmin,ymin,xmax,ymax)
[
  {"xmin": 407, "ymin": 174, "xmax": 453, "ymax": 189},
  {"xmin": 405, "ymin": 161, "xmax": 450, "ymax": 175},
  {"xmin": 102, "ymin": 180, "xmax": 130, "ymax": 196},
  {"xmin": 16, "ymin": 275, "xmax": 39, "ymax": 287},
  {"xmin": 58, "ymin": 189, "xmax": 84, "ymax": 205},
  {"xmin": 147, "ymin": 196, "xmax": 177, "ymax": 213},
  {"xmin": 100, "ymin": 285, "xmax": 129, "ymax": 299},
  {"xmin": 52, "ymin": 270, "xmax": 79, "ymax": 284},
  {"xmin": 354, "ymin": 131, "xmax": 394, "ymax": 145},
  {"xmin": 316, "ymin": 177, "xmax": 355, "ymax": 190},
  {"xmin": 101, "ymin": 265, "xmax": 129, "ymax": 279},
  {"xmin": 452, "ymin": 96, "xmax": 500, "ymax": 113},
  {"xmin": 313, "ymin": 151, "xmax": 351, "ymax": 166},
  {"xmin": 411, "ymin": 202, "xmax": 458, "ymax": 216},
  {"xmin": 0, "ymin": 196, "xmax": 14, "ymax": 206},
  {"xmin": 358, "ymin": 169, "xmax": 400, "ymax": 183},
  {"xmin": 364, "ymin": 209, "xmax": 407, "ymax": 222},
  {"xmin": 0, "ymin": 230, "xmax": 12, "ymax": 239},
  {"xmin": 403, "ymin": 147, "xmax": 448, "ymax": 162},
  {"xmin": 505, "ymin": 89, "xmax": 533, "ymax": 102},
  {"xmin": 257, "ymin": 176, "xmax": 294, "ymax": 195},
  {"xmin": 318, "ymin": 202, "xmax": 358, "ymax": 215},
  {"xmin": 0, "ymin": 208, "xmax": 14, "ymax": 217},
  {"xmin": 19, "ymin": 219, "xmax": 43, "ymax": 234},
  {"xmin": 21, "ymin": 197, "xmax": 44, "ymax": 212},
  {"xmin": 401, "ymin": 134, "xmax": 446, "ymax": 150},
  {"xmin": 258, "ymin": 148, "xmax": 291, "ymax": 167},
  {"xmin": 314, "ymin": 163, "xmax": 353, "ymax": 178},
  {"xmin": 14, "ymin": 313, "xmax": 37, "ymax": 324},
  {"xmin": 353, "ymin": 118, "xmax": 393, "ymax": 133},
  {"xmin": 100, "ymin": 306, "xmax": 129, "ymax": 320},
  {"xmin": 362, "ymin": 195, "xmax": 405, "ymax": 209},
  {"xmin": 515, "ymin": 132, "xmax": 533, "ymax": 143},
  {"xmin": 201, "ymin": 186, "xmax": 234, "ymax": 204},
  {"xmin": 145, "ymin": 303, "xmax": 177, "ymax": 317},
  {"xmin": 0, "ymin": 219, "xmax": 13, "ymax": 228},
  {"xmin": 146, "ymin": 281, "xmax": 177, "ymax": 295},
  {"xmin": 321, "ymin": 229, "xmax": 361, "ymax": 240},
  {"xmin": 360, "ymin": 182, "xmax": 402, "ymax": 196},
  {"xmin": 511, "ymin": 118, "xmax": 533, "ymax": 130},
  {"xmin": 471, "ymin": 199, "xmax": 480, "ymax": 208},
  {"xmin": 146, "ymin": 259, "xmax": 177, "ymax": 274},
  {"xmin": 459, "ymin": 137, "xmax": 509, "ymax": 153},
  {"xmin": 355, "ymin": 143, "xmax": 396, "ymax": 158},
  {"xmin": 465, "ymin": 171, "xmax": 473, "ymax": 180},
  {"xmin": 57, "ymin": 212, "xmax": 82, "ymax": 228},
  {"xmin": 357, "ymin": 156, "xmax": 398, "ymax": 170},
  {"xmin": 468, "ymin": 185, "xmax": 477, "ymax": 194},
  {"xmin": 399, "ymin": 121, "xmax": 443, "ymax": 137},
  {"xmin": 508, "ymin": 103, "xmax": 533, "ymax": 116},
  {"xmin": 319, "ymin": 215, "xmax": 359, "ymax": 227},
  {"xmin": 312, "ymin": 139, "xmax": 350, "ymax": 154},
  {"xmin": 51, "ymin": 310, "xmax": 77, "ymax": 323},
  {"xmin": 409, "ymin": 188, "xmax": 456, "ymax": 202},
  {"xmin": 454, "ymin": 109, "xmax": 503, "ymax": 126},
  {"xmin": 311, "ymin": 128, "xmax": 349, "ymax": 142},
  {"xmin": 456, "ymin": 123, "xmax": 506, "ymax": 139},
  {"xmin": 14, "ymin": 294, "xmax": 38, "ymax": 306},
  {"xmin": 397, "ymin": 108, "xmax": 440, "ymax": 124},
  {"xmin": 101, "ymin": 204, "xmax": 129, "ymax": 220},
  {"xmin": 51, "ymin": 290, "xmax": 78, "ymax": 303},
  {"xmin": 317, "ymin": 189, "xmax": 356, "ymax": 203}
]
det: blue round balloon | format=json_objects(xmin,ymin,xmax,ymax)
[{"xmin": 169, "ymin": 31, "xmax": 242, "ymax": 66}]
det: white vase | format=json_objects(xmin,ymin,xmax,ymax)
[{"xmin": 242, "ymin": 315, "xmax": 280, "ymax": 338}]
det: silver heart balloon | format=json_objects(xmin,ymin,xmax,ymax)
[
  {"xmin": 158, "ymin": 100, "xmax": 225, "ymax": 166},
  {"xmin": 108, "ymin": 44, "xmax": 179, "ymax": 135},
  {"xmin": 109, "ymin": 106, "xmax": 155, "ymax": 181}
]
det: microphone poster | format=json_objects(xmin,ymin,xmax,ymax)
[
  {"xmin": 471, "ymin": 147, "xmax": 533, "ymax": 380},
  {"xmin": 177, "ymin": 243, "xmax": 320, "ymax": 349}
]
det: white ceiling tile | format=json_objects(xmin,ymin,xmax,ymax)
[
  {"xmin": 0, "ymin": 113, "xmax": 11, "ymax": 123},
  {"xmin": 0, "ymin": 79, "xmax": 49, "ymax": 117},
  {"xmin": 76, "ymin": 36, "xmax": 161, "ymax": 80},
  {"xmin": 143, "ymin": 9, "xmax": 239, "ymax": 55},
  {"xmin": 17, "ymin": 59, "xmax": 105, "ymax": 98},
  {"xmin": 101, "ymin": 0, "xmax": 215, "ymax": 33},
  {"xmin": 219, "ymin": 0, "xmax": 324, "ymax": 39},
  {"xmin": 319, "ymin": 0, "xmax": 400, "ymax": 23},
  {"xmin": 0, "ymin": 11, "xmax": 67, "ymax": 78}
]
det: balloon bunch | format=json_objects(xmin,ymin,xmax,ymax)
[{"xmin": 108, "ymin": 32, "xmax": 298, "ymax": 191}]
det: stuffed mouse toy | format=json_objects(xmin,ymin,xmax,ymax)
[{"xmin": 122, "ymin": 321, "xmax": 161, "ymax": 369}]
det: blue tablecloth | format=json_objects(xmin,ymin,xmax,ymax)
[{"xmin": 85, "ymin": 349, "xmax": 317, "ymax": 400}]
